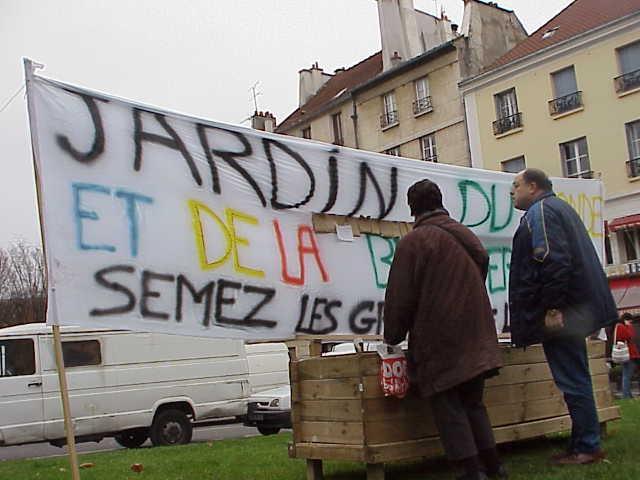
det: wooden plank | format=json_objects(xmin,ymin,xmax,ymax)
[
  {"xmin": 297, "ymin": 399, "xmax": 364, "ymax": 422},
  {"xmin": 296, "ymin": 354, "xmax": 379, "ymax": 380},
  {"xmin": 292, "ymin": 442, "xmax": 366, "ymax": 461},
  {"xmin": 484, "ymin": 374, "xmax": 609, "ymax": 406},
  {"xmin": 366, "ymin": 406, "xmax": 620, "ymax": 463},
  {"xmin": 486, "ymin": 358, "xmax": 606, "ymax": 386},
  {"xmin": 295, "ymin": 372, "xmax": 610, "ymax": 405},
  {"xmin": 500, "ymin": 341, "xmax": 605, "ymax": 365},
  {"xmin": 362, "ymin": 417, "xmax": 440, "ymax": 444},
  {"xmin": 366, "ymin": 437, "xmax": 443, "ymax": 464},
  {"xmin": 292, "ymin": 407, "xmax": 620, "ymax": 463},
  {"xmin": 298, "ymin": 421, "xmax": 364, "ymax": 444},
  {"xmin": 295, "ymin": 377, "xmax": 363, "ymax": 400},
  {"xmin": 493, "ymin": 405, "xmax": 620, "ymax": 444}
]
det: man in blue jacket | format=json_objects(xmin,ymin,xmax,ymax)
[{"xmin": 509, "ymin": 168, "xmax": 617, "ymax": 465}]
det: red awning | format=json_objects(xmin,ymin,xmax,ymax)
[{"xmin": 609, "ymin": 214, "xmax": 640, "ymax": 232}]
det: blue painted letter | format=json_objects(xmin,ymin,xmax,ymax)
[{"xmin": 72, "ymin": 183, "xmax": 115, "ymax": 252}]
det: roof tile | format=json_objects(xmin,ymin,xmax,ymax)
[
  {"xmin": 276, "ymin": 51, "xmax": 383, "ymax": 133},
  {"xmin": 488, "ymin": 0, "xmax": 640, "ymax": 71}
]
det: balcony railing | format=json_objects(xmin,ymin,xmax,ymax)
[
  {"xmin": 567, "ymin": 170, "xmax": 594, "ymax": 179},
  {"xmin": 412, "ymin": 96, "xmax": 433, "ymax": 115},
  {"xmin": 492, "ymin": 112, "xmax": 522, "ymax": 135},
  {"xmin": 548, "ymin": 91, "xmax": 583, "ymax": 115},
  {"xmin": 380, "ymin": 110, "xmax": 399, "ymax": 129},
  {"xmin": 615, "ymin": 69, "xmax": 640, "ymax": 93},
  {"xmin": 627, "ymin": 157, "xmax": 640, "ymax": 178}
]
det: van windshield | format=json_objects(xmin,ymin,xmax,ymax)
[{"xmin": 0, "ymin": 339, "xmax": 36, "ymax": 377}]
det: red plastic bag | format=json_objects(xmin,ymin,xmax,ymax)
[{"xmin": 377, "ymin": 344, "xmax": 409, "ymax": 399}]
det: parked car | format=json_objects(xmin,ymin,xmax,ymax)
[
  {"xmin": 0, "ymin": 323, "xmax": 288, "ymax": 448},
  {"xmin": 243, "ymin": 385, "xmax": 291, "ymax": 435}
]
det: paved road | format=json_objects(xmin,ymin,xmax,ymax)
[{"xmin": 0, "ymin": 423, "xmax": 261, "ymax": 462}]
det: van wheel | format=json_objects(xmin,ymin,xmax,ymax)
[
  {"xmin": 150, "ymin": 409, "xmax": 193, "ymax": 446},
  {"xmin": 114, "ymin": 428, "xmax": 148, "ymax": 448},
  {"xmin": 257, "ymin": 426, "xmax": 280, "ymax": 435}
]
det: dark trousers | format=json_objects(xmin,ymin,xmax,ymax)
[
  {"xmin": 429, "ymin": 374, "xmax": 496, "ymax": 460},
  {"xmin": 543, "ymin": 336, "xmax": 601, "ymax": 453}
]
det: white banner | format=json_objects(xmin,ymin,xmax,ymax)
[{"xmin": 26, "ymin": 70, "xmax": 605, "ymax": 339}]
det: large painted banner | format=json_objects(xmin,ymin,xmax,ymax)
[{"xmin": 25, "ymin": 68, "xmax": 605, "ymax": 339}]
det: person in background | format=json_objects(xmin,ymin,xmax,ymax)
[
  {"xmin": 615, "ymin": 313, "xmax": 639, "ymax": 399},
  {"xmin": 508, "ymin": 168, "xmax": 618, "ymax": 465},
  {"xmin": 383, "ymin": 179, "xmax": 505, "ymax": 480}
]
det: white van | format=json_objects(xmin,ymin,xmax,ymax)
[{"xmin": 0, "ymin": 323, "xmax": 288, "ymax": 448}]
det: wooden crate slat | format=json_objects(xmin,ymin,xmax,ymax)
[
  {"xmin": 363, "ymin": 417, "xmax": 439, "ymax": 444},
  {"xmin": 295, "ymin": 377, "xmax": 364, "ymax": 400},
  {"xmin": 298, "ymin": 420, "xmax": 365, "ymax": 444},
  {"xmin": 486, "ymin": 358, "xmax": 606, "ymax": 387},
  {"xmin": 297, "ymin": 399, "xmax": 364, "ymax": 422},
  {"xmin": 296, "ymin": 354, "xmax": 378, "ymax": 380},
  {"xmin": 484, "ymin": 374, "xmax": 609, "ymax": 406},
  {"xmin": 291, "ymin": 406, "xmax": 620, "ymax": 462},
  {"xmin": 291, "ymin": 442, "xmax": 366, "ymax": 461}
]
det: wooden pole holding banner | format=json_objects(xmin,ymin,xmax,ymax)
[{"xmin": 23, "ymin": 58, "xmax": 81, "ymax": 480}]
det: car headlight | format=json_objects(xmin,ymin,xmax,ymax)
[{"xmin": 269, "ymin": 398, "xmax": 280, "ymax": 408}]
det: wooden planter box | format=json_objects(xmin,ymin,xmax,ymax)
[{"xmin": 288, "ymin": 341, "xmax": 619, "ymax": 480}]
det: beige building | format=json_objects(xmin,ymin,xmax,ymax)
[
  {"xmin": 460, "ymin": 0, "xmax": 640, "ymax": 311},
  {"xmin": 275, "ymin": 0, "xmax": 527, "ymax": 168}
]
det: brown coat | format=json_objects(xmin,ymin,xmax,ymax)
[{"xmin": 383, "ymin": 210, "xmax": 502, "ymax": 397}]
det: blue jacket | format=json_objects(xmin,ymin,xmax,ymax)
[{"xmin": 509, "ymin": 192, "xmax": 617, "ymax": 347}]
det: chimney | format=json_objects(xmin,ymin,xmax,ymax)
[
  {"xmin": 458, "ymin": 0, "xmax": 528, "ymax": 78},
  {"xmin": 298, "ymin": 62, "xmax": 333, "ymax": 107},
  {"xmin": 251, "ymin": 111, "xmax": 276, "ymax": 133},
  {"xmin": 377, "ymin": 0, "xmax": 423, "ymax": 71}
]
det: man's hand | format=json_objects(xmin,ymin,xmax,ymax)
[{"xmin": 544, "ymin": 309, "xmax": 564, "ymax": 332}]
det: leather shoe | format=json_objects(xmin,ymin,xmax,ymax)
[{"xmin": 552, "ymin": 450, "xmax": 606, "ymax": 465}]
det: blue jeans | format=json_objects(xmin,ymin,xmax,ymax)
[
  {"xmin": 622, "ymin": 360, "xmax": 636, "ymax": 399},
  {"xmin": 543, "ymin": 336, "xmax": 601, "ymax": 454}
]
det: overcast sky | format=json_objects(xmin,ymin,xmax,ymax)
[{"xmin": 0, "ymin": 0, "xmax": 573, "ymax": 247}]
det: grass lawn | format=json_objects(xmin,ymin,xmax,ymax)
[{"xmin": 2, "ymin": 399, "xmax": 639, "ymax": 480}]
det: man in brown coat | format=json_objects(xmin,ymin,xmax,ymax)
[{"xmin": 384, "ymin": 179, "xmax": 504, "ymax": 480}]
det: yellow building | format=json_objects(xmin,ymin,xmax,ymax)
[
  {"xmin": 276, "ymin": 0, "xmax": 527, "ymax": 168},
  {"xmin": 460, "ymin": 0, "xmax": 640, "ymax": 309}
]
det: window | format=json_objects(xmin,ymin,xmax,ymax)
[
  {"xmin": 622, "ymin": 229, "xmax": 640, "ymax": 261},
  {"xmin": 0, "ymin": 339, "xmax": 36, "ymax": 377},
  {"xmin": 549, "ymin": 66, "xmax": 582, "ymax": 115},
  {"xmin": 615, "ymin": 41, "xmax": 640, "ymax": 93},
  {"xmin": 380, "ymin": 92, "xmax": 398, "ymax": 129},
  {"xmin": 385, "ymin": 146, "xmax": 401, "ymax": 157},
  {"xmin": 493, "ymin": 88, "xmax": 522, "ymax": 135},
  {"xmin": 560, "ymin": 137, "xmax": 592, "ymax": 178},
  {"xmin": 626, "ymin": 120, "xmax": 640, "ymax": 178},
  {"xmin": 413, "ymin": 77, "xmax": 432, "ymax": 115},
  {"xmin": 62, "ymin": 340, "xmax": 101, "ymax": 368},
  {"xmin": 501, "ymin": 156, "xmax": 526, "ymax": 173},
  {"xmin": 419, "ymin": 134, "xmax": 437, "ymax": 162},
  {"xmin": 331, "ymin": 113, "xmax": 343, "ymax": 145},
  {"xmin": 302, "ymin": 127, "xmax": 311, "ymax": 139}
]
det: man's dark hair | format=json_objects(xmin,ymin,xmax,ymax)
[
  {"xmin": 621, "ymin": 312, "xmax": 634, "ymax": 323},
  {"xmin": 522, "ymin": 168, "xmax": 553, "ymax": 192},
  {"xmin": 407, "ymin": 179, "xmax": 443, "ymax": 217}
]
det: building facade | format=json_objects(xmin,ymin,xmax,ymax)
[
  {"xmin": 460, "ymin": 0, "xmax": 640, "ymax": 312},
  {"xmin": 275, "ymin": 0, "xmax": 527, "ymax": 169}
]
